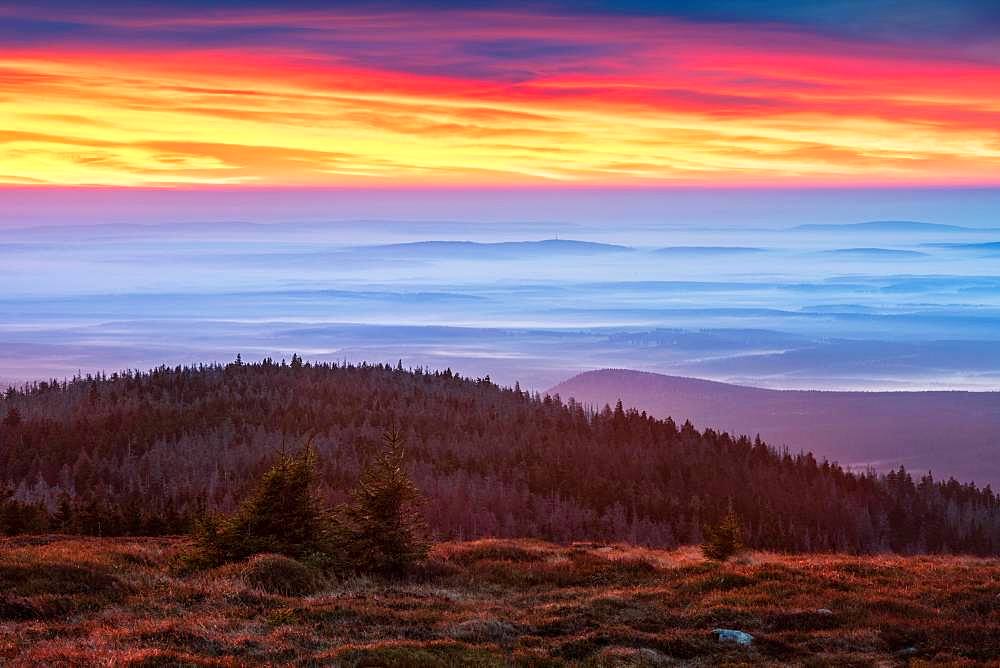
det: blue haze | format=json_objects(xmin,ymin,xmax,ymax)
[{"xmin": 3, "ymin": 190, "xmax": 1000, "ymax": 392}]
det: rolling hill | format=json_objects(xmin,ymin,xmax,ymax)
[
  {"xmin": 548, "ymin": 369, "xmax": 1000, "ymax": 487},
  {"xmin": 2, "ymin": 360, "xmax": 999, "ymax": 554}
]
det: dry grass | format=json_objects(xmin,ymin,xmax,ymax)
[{"xmin": 1, "ymin": 536, "xmax": 998, "ymax": 666}]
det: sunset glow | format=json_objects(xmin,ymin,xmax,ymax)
[{"xmin": 3, "ymin": 5, "xmax": 1000, "ymax": 187}]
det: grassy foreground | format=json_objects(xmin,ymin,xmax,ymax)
[{"xmin": 1, "ymin": 536, "xmax": 998, "ymax": 666}]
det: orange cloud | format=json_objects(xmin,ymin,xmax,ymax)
[{"xmin": 1, "ymin": 9, "xmax": 999, "ymax": 186}]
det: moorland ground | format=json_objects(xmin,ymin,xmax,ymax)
[{"xmin": 1, "ymin": 536, "xmax": 998, "ymax": 666}]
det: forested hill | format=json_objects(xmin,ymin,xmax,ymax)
[
  {"xmin": 2, "ymin": 359, "xmax": 998, "ymax": 554},
  {"xmin": 548, "ymin": 369, "xmax": 1000, "ymax": 487}
]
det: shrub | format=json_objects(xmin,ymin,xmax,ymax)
[
  {"xmin": 189, "ymin": 427, "xmax": 430, "ymax": 577},
  {"xmin": 331, "ymin": 428, "xmax": 429, "ymax": 576},
  {"xmin": 702, "ymin": 508, "xmax": 744, "ymax": 561},
  {"xmin": 238, "ymin": 553, "xmax": 322, "ymax": 596},
  {"xmin": 192, "ymin": 443, "xmax": 330, "ymax": 566}
]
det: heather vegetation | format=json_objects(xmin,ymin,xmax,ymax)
[
  {"xmin": 1, "ymin": 536, "xmax": 998, "ymax": 665},
  {"xmin": 2, "ymin": 358, "xmax": 999, "ymax": 554}
]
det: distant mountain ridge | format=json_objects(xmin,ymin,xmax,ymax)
[
  {"xmin": 794, "ymin": 220, "xmax": 974, "ymax": 232},
  {"xmin": 548, "ymin": 369, "xmax": 1000, "ymax": 487},
  {"xmin": 925, "ymin": 241, "xmax": 1000, "ymax": 251},
  {"xmin": 821, "ymin": 247, "xmax": 928, "ymax": 258},
  {"xmin": 653, "ymin": 246, "xmax": 764, "ymax": 255},
  {"xmin": 363, "ymin": 239, "xmax": 633, "ymax": 256}
]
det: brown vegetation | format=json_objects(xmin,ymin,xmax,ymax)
[
  {"xmin": 4, "ymin": 360, "xmax": 999, "ymax": 555},
  {"xmin": 1, "ymin": 535, "xmax": 998, "ymax": 665}
]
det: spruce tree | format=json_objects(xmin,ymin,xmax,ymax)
[
  {"xmin": 53, "ymin": 492, "xmax": 75, "ymax": 533},
  {"xmin": 194, "ymin": 442, "xmax": 329, "ymax": 565},
  {"xmin": 0, "ymin": 486, "xmax": 12, "ymax": 535},
  {"xmin": 702, "ymin": 506, "xmax": 744, "ymax": 561},
  {"xmin": 332, "ymin": 427, "xmax": 429, "ymax": 576},
  {"xmin": 2, "ymin": 407, "xmax": 20, "ymax": 428}
]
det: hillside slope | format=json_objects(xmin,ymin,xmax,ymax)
[
  {"xmin": 2, "ymin": 360, "xmax": 999, "ymax": 554},
  {"xmin": 548, "ymin": 369, "xmax": 1000, "ymax": 487},
  {"xmin": 1, "ymin": 536, "xmax": 998, "ymax": 666}
]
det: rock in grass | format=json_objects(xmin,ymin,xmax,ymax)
[{"xmin": 713, "ymin": 628, "xmax": 754, "ymax": 645}]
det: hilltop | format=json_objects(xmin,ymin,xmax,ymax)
[{"xmin": 3, "ymin": 359, "xmax": 999, "ymax": 554}]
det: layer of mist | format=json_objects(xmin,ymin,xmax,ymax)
[{"xmin": 3, "ymin": 216, "xmax": 1000, "ymax": 391}]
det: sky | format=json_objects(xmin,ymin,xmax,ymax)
[
  {"xmin": 3, "ymin": 1, "xmax": 1000, "ymax": 399},
  {"xmin": 2, "ymin": 1, "xmax": 1000, "ymax": 188}
]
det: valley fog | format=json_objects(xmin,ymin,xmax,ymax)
[{"xmin": 3, "ymin": 204, "xmax": 1000, "ymax": 392}]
